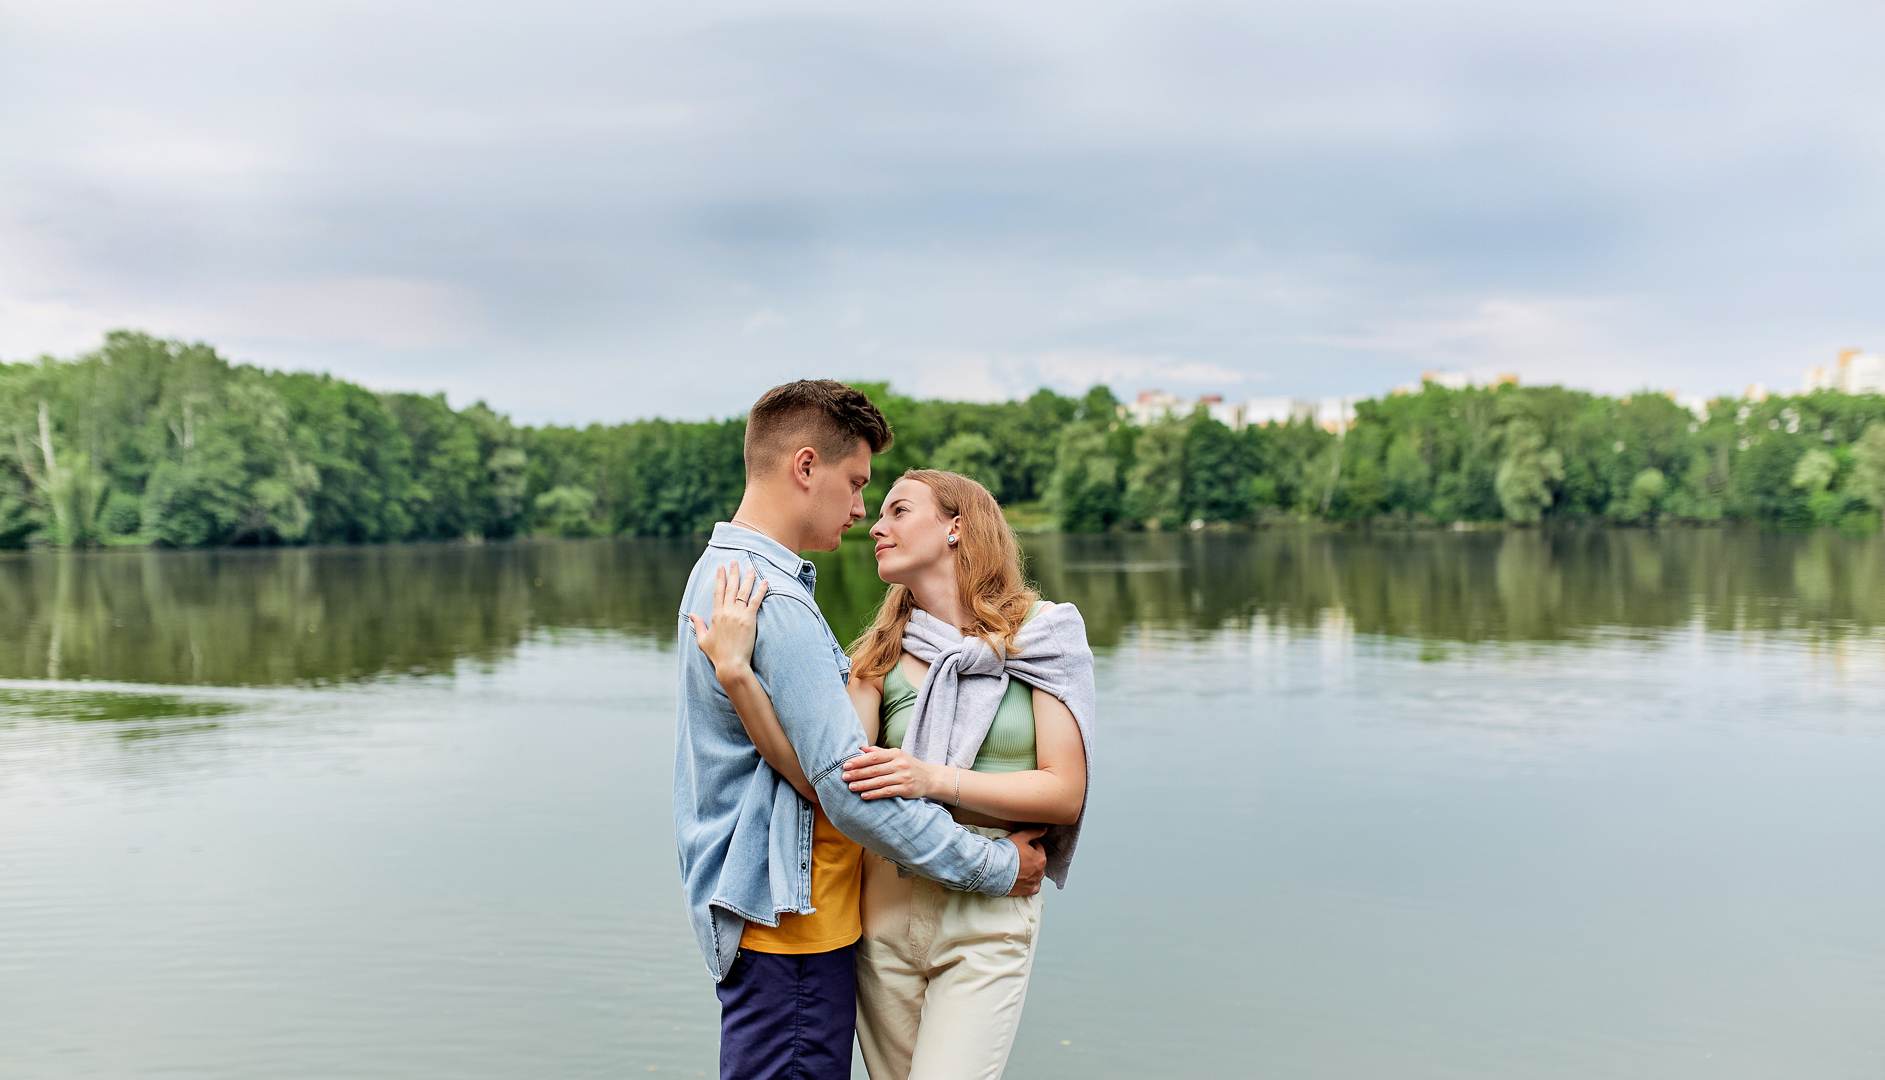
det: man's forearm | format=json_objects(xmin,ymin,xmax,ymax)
[{"xmin": 813, "ymin": 767, "xmax": 1019, "ymax": 897}]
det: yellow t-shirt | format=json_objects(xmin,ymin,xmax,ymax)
[{"xmin": 740, "ymin": 807, "xmax": 864, "ymax": 954}]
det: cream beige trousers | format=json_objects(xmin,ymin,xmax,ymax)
[{"xmin": 854, "ymin": 827, "xmax": 1045, "ymax": 1080}]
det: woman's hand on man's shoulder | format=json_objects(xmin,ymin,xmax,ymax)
[{"xmin": 687, "ymin": 561, "xmax": 768, "ymax": 681}]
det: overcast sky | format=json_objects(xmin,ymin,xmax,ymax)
[{"xmin": 3, "ymin": 0, "xmax": 1883, "ymax": 422}]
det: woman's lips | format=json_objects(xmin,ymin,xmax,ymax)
[{"xmin": 874, "ymin": 542, "xmax": 893, "ymax": 557}]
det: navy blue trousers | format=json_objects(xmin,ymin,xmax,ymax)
[{"xmin": 716, "ymin": 945, "xmax": 857, "ymax": 1080}]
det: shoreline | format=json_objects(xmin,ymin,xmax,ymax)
[{"xmin": 4, "ymin": 513, "xmax": 1877, "ymax": 557}]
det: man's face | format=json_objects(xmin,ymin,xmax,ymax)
[{"xmin": 801, "ymin": 439, "xmax": 872, "ymax": 551}]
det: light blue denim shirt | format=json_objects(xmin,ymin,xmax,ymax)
[{"xmin": 673, "ymin": 523, "xmax": 1021, "ymax": 981}]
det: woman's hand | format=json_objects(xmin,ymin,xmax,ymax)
[
  {"xmin": 686, "ymin": 563, "xmax": 769, "ymax": 680},
  {"xmin": 841, "ymin": 745, "xmax": 947, "ymax": 801}
]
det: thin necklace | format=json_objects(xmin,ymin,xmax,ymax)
[{"xmin": 730, "ymin": 517, "xmax": 764, "ymax": 533}]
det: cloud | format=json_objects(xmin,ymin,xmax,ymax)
[
  {"xmin": 0, "ymin": 297, "xmax": 118, "ymax": 359},
  {"xmin": 1028, "ymin": 350, "xmax": 1244, "ymax": 392},
  {"xmin": 1320, "ymin": 297, "xmax": 1676, "ymax": 391},
  {"xmin": 743, "ymin": 308, "xmax": 790, "ymax": 335},
  {"xmin": 908, "ymin": 348, "xmax": 1243, "ymax": 401},
  {"xmin": 2, "ymin": 0, "xmax": 1883, "ymax": 418},
  {"xmin": 209, "ymin": 278, "xmax": 482, "ymax": 350},
  {"xmin": 908, "ymin": 352, "xmax": 1014, "ymax": 402}
]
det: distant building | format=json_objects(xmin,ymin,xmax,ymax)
[
  {"xmin": 1317, "ymin": 396, "xmax": 1359, "ymax": 435},
  {"xmin": 1123, "ymin": 390, "xmax": 1357, "ymax": 431},
  {"xmin": 1122, "ymin": 390, "xmax": 1189, "ymax": 427},
  {"xmin": 1121, "ymin": 390, "xmax": 1245, "ymax": 428},
  {"xmin": 1805, "ymin": 350, "xmax": 1885, "ymax": 395},
  {"xmin": 1398, "ymin": 370, "xmax": 1518, "ymax": 393},
  {"xmin": 1197, "ymin": 395, "xmax": 1244, "ymax": 429},
  {"xmin": 1242, "ymin": 396, "xmax": 1316, "ymax": 428},
  {"xmin": 1851, "ymin": 352, "xmax": 1883, "ymax": 393},
  {"xmin": 1745, "ymin": 382, "xmax": 1769, "ymax": 403}
]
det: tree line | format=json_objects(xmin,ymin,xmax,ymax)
[
  {"xmin": 4, "ymin": 331, "xmax": 1884, "ymax": 549},
  {"xmin": 1052, "ymin": 382, "xmax": 1885, "ymax": 533}
]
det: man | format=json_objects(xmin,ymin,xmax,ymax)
[{"xmin": 674, "ymin": 379, "xmax": 1047, "ymax": 1080}]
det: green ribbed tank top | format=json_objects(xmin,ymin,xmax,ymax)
[{"xmin": 878, "ymin": 602, "xmax": 1045, "ymax": 773}]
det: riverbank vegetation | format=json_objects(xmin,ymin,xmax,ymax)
[{"xmin": 4, "ymin": 331, "xmax": 1884, "ymax": 548}]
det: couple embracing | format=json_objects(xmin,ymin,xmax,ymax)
[{"xmin": 674, "ymin": 380, "xmax": 1097, "ymax": 1080}]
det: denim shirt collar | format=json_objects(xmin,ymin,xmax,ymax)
[{"xmin": 708, "ymin": 521, "xmax": 818, "ymax": 593}]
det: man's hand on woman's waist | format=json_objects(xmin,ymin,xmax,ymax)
[{"xmin": 1006, "ymin": 826, "xmax": 1047, "ymax": 896}]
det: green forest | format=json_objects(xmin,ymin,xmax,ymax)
[{"xmin": 4, "ymin": 331, "xmax": 1885, "ymax": 549}]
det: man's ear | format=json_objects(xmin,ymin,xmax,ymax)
[{"xmin": 790, "ymin": 446, "xmax": 818, "ymax": 491}]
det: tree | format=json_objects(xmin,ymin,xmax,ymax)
[
  {"xmin": 1383, "ymin": 433, "xmax": 1431, "ymax": 512},
  {"xmin": 0, "ymin": 487, "xmax": 32, "ymax": 547},
  {"xmin": 1182, "ymin": 414, "xmax": 1254, "ymax": 523},
  {"xmin": 1050, "ymin": 421, "xmax": 1122, "ymax": 532},
  {"xmin": 387, "ymin": 392, "xmax": 488, "ymax": 539},
  {"xmin": 1792, "ymin": 448, "xmax": 1838, "ymax": 494},
  {"xmin": 535, "ymin": 484, "xmax": 600, "ymax": 537},
  {"xmin": 1078, "ymin": 385, "xmax": 1120, "ymax": 424},
  {"xmin": 1124, "ymin": 416, "xmax": 1187, "ymax": 528},
  {"xmin": 1848, "ymin": 423, "xmax": 1885, "ymax": 516},
  {"xmin": 1616, "ymin": 468, "xmax": 1666, "ymax": 521},
  {"xmin": 931, "ymin": 432, "xmax": 1003, "ymax": 494},
  {"xmin": 1787, "ymin": 446, "xmax": 1851, "ymax": 529},
  {"xmin": 1246, "ymin": 418, "xmax": 1335, "ymax": 515},
  {"xmin": 1495, "ymin": 420, "xmax": 1563, "ymax": 522},
  {"xmin": 12, "ymin": 330, "xmax": 1885, "ymax": 546}
]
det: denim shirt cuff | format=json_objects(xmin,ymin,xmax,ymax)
[{"xmin": 972, "ymin": 833, "xmax": 1019, "ymax": 898}]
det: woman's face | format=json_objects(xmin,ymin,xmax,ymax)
[{"xmin": 869, "ymin": 479, "xmax": 960, "ymax": 585}]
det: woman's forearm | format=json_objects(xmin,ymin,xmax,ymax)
[
  {"xmin": 717, "ymin": 664, "xmax": 817, "ymax": 804},
  {"xmin": 942, "ymin": 765, "xmax": 1084, "ymax": 825}
]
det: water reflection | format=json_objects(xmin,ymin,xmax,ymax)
[
  {"xmin": 6, "ymin": 531, "xmax": 1885, "ymax": 1080},
  {"xmin": 0, "ymin": 540, "xmax": 702, "ymax": 686},
  {"xmin": 1, "ymin": 527, "xmax": 1880, "ymax": 687},
  {"xmin": 0, "ymin": 686, "xmax": 238, "ymax": 723},
  {"xmin": 1024, "ymin": 528, "xmax": 1885, "ymax": 646}
]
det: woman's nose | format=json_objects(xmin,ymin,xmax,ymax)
[{"xmin": 869, "ymin": 520, "xmax": 887, "ymax": 538}]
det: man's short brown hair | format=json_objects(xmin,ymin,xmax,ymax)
[{"xmin": 744, "ymin": 380, "xmax": 893, "ymax": 477}]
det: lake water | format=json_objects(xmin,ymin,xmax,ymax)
[{"xmin": 3, "ymin": 529, "xmax": 1883, "ymax": 1078}]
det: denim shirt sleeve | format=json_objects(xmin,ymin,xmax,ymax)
[{"xmin": 753, "ymin": 591, "xmax": 1020, "ymax": 898}]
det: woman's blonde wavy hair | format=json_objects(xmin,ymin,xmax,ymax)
[{"xmin": 848, "ymin": 469, "xmax": 1038, "ymax": 681}]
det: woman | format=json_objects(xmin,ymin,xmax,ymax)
[{"xmin": 692, "ymin": 469, "xmax": 1096, "ymax": 1080}]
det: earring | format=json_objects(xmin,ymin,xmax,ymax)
[{"xmin": 946, "ymin": 534, "xmax": 958, "ymax": 544}]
